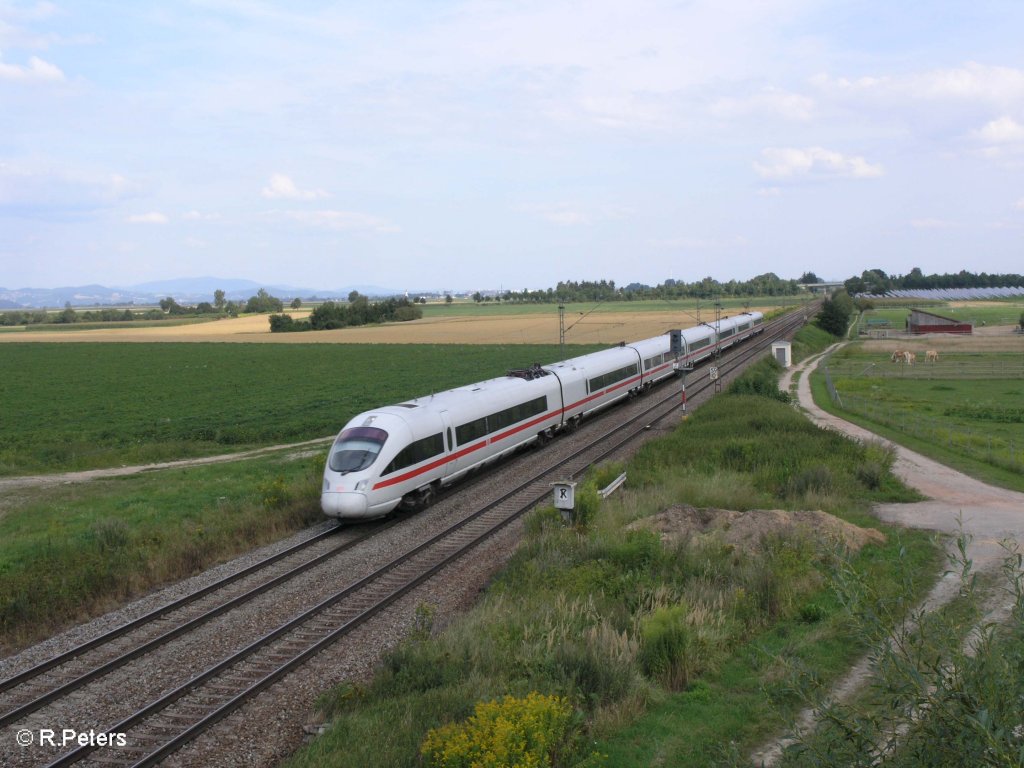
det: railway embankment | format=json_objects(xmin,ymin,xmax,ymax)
[{"xmin": 283, "ymin": 324, "xmax": 942, "ymax": 768}]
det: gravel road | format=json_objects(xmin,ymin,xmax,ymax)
[{"xmin": 751, "ymin": 344, "xmax": 1024, "ymax": 766}]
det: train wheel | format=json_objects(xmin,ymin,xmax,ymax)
[{"xmin": 419, "ymin": 485, "xmax": 435, "ymax": 510}]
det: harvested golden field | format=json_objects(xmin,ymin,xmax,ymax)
[{"xmin": 0, "ymin": 306, "xmax": 782, "ymax": 345}]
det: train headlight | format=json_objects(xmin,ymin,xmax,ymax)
[
  {"xmin": 355, "ymin": 480, "xmax": 370, "ymax": 491},
  {"xmin": 323, "ymin": 478, "xmax": 330, "ymax": 491}
]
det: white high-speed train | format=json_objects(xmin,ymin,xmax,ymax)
[{"xmin": 321, "ymin": 311, "xmax": 763, "ymax": 519}]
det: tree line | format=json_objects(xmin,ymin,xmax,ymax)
[
  {"xmin": 269, "ymin": 293, "xmax": 422, "ymax": 332},
  {"xmin": 845, "ymin": 267, "xmax": 1024, "ymax": 295},
  {"xmin": 498, "ymin": 273, "xmax": 806, "ymax": 304}
]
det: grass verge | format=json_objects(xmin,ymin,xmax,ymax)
[
  {"xmin": 0, "ymin": 450, "xmax": 326, "ymax": 653},
  {"xmin": 284, "ymin": 368, "xmax": 939, "ymax": 768}
]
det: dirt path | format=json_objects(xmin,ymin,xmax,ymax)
[
  {"xmin": 0, "ymin": 437, "xmax": 333, "ymax": 496},
  {"xmin": 751, "ymin": 345, "xmax": 1024, "ymax": 765}
]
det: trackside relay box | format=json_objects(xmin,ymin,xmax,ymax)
[{"xmin": 552, "ymin": 482, "xmax": 577, "ymax": 510}]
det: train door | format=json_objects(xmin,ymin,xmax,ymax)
[{"xmin": 438, "ymin": 410, "xmax": 456, "ymax": 481}]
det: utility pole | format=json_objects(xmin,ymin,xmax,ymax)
[{"xmin": 559, "ymin": 303, "xmax": 566, "ymax": 354}]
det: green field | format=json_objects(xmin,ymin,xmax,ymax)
[
  {"xmin": 816, "ymin": 347, "xmax": 1024, "ymax": 491},
  {"xmin": 855, "ymin": 300, "xmax": 1024, "ymax": 334},
  {"xmin": 0, "ymin": 342, "xmax": 600, "ymax": 475},
  {"xmin": 0, "ymin": 316, "xmax": 218, "ymax": 333}
]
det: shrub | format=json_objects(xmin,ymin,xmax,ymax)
[
  {"xmin": 638, "ymin": 604, "xmax": 694, "ymax": 690},
  {"xmin": 544, "ymin": 641, "xmax": 635, "ymax": 704},
  {"xmin": 524, "ymin": 505, "xmax": 565, "ymax": 539},
  {"xmin": 268, "ymin": 313, "xmax": 311, "ymax": 332},
  {"xmin": 258, "ymin": 475, "xmax": 290, "ymax": 509},
  {"xmin": 572, "ymin": 484, "xmax": 601, "ymax": 530},
  {"xmin": 726, "ymin": 358, "xmax": 791, "ymax": 403},
  {"xmin": 786, "ymin": 464, "xmax": 835, "ymax": 498},
  {"xmin": 375, "ymin": 641, "xmax": 466, "ymax": 697},
  {"xmin": 420, "ymin": 692, "xmax": 575, "ymax": 768}
]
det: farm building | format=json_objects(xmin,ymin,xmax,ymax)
[{"xmin": 907, "ymin": 308, "xmax": 972, "ymax": 335}]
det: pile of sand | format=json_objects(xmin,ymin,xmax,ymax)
[{"xmin": 629, "ymin": 504, "xmax": 886, "ymax": 554}]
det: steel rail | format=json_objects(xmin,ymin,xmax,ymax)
[{"xmin": 42, "ymin": 302, "xmax": 815, "ymax": 767}]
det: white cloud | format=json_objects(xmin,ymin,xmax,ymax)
[
  {"xmin": 182, "ymin": 209, "xmax": 222, "ymax": 220},
  {"xmin": 0, "ymin": 163, "xmax": 135, "ymax": 208},
  {"xmin": 972, "ymin": 116, "xmax": 1024, "ymax": 163},
  {"xmin": 523, "ymin": 202, "xmax": 630, "ymax": 225},
  {"xmin": 812, "ymin": 62, "xmax": 1024, "ymax": 109},
  {"xmin": 710, "ymin": 87, "xmax": 813, "ymax": 121},
  {"xmin": 1015, "ymin": 198, "xmax": 1024, "ymax": 211},
  {"xmin": 126, "ymin": 212, "xmax": 169, "ymax": 224},
  {"xmin": 757, "ymin": 187, "xmax": 782, "ymax": 197},
  {"xmin": 281, "ymin": 209, "xmax": 396, "ymax": 232},
  {"xmin": 754, "ymin": 147, "xmax": 884, "ymax": 180},
  {"xmin": 974, "ymin": 116, "xmax": 1024, "ymax": 144},
  {"xmin": 0, "ymin": 55, "xmax": 64, "ymax": 82},
  {"xmin": 261, "ymin": 173, "xmax": 327, "ymax": 200}
]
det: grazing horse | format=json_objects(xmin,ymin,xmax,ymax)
[
  {"xmin": 890, "ymin": 349, "xmax": 907, "ymax": 362},
  {"xmin": 925, "ymin": 350, "xmax": 939, "ymax": 362},
  {"xmin": 904, "ymin": 351, "xmax": 916, "ymax": 364}
]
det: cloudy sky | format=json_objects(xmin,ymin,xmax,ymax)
[{"xmin": 1, "ymin": 1, "xmax": 1022, "ymax": 292}]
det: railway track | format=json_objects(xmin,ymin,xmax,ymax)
[
  {"xmin": 0, "ymin": 522, "xmax": 398, "ymax": 726},
  {"xmin": 3, "ymin": 303, "xmax": 814, "ymax": 767}
]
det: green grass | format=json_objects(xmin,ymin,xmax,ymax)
[
  {"xmin": 285, "ymin": 378, "xmax": 937, "ymax": 768},
  {"xmin": 0, "ymin": 343, "xmax": 597, "ymax": 475},
  {"xmin": 815, "ymin": 347, "xmax": 1024, "ymax": 492},
  {"xmin": 856, "ymin": 300, "xmax": 1024, "ymax": 331},
  {"xmin": 0, "ymin": 449, "xmax": 326, "ymax": 652},
  {"xmin": 790, "ymin": 323, "xmax": 838, "ymax": 363},
  {"xmin": 597, "ymin": 530, "xmax": 937, "ymax": 766}
]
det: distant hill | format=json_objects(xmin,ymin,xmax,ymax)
[
  {"xmin": 0, "ymin": 278, "xmax": 407, "ymax": 308},
  {"xmin": 129, "ymin": 277, "xmax": 263, "ymax": 295}
]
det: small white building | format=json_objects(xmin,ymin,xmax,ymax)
[{"xmin": 771, "ymin": 341, "xmax": 792, "ymax": 368}]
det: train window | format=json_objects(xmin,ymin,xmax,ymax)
[
  {"xmin": 588, "ymin": 363, "xmax": 639, "ymax": 393},
  {"xmin": 720, "ymin": 327, "xmax": 734, "ymax": 338},
  {"xmin": 382, "ymin": 433, "xmax": 444, "ymax": 476},
  {"xmin": 329, "ymin": 427, "xmax": 389, "ymax": 474},
  {"xmin": 691, "ymin": 337, "xmax": 711, "ymax": 350},
  {"xmin": 457, "ymin": 396, "xmax": 548, "ymax": 444},
  {"xmin": 446, "ymin": 428, "xmax": 453, "ymax": 452},
  {"xmin": 738, "ymin": 323, "xmax": 749, "ymax": 331},
  {"xmin": 456, "ymin": 417, "xmax": 488, "ymax": 445},
  {"xmin": 490, "ymin": 396, "xmax": 547, "ymax": 431},
  {"xmin": 754, "ymin": 317, "xmax": 763, "ymax": 325}
]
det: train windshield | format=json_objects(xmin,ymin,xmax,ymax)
[{"xmin": 328, "ymin": 427, "xmax": 388, "ymax": 474}]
